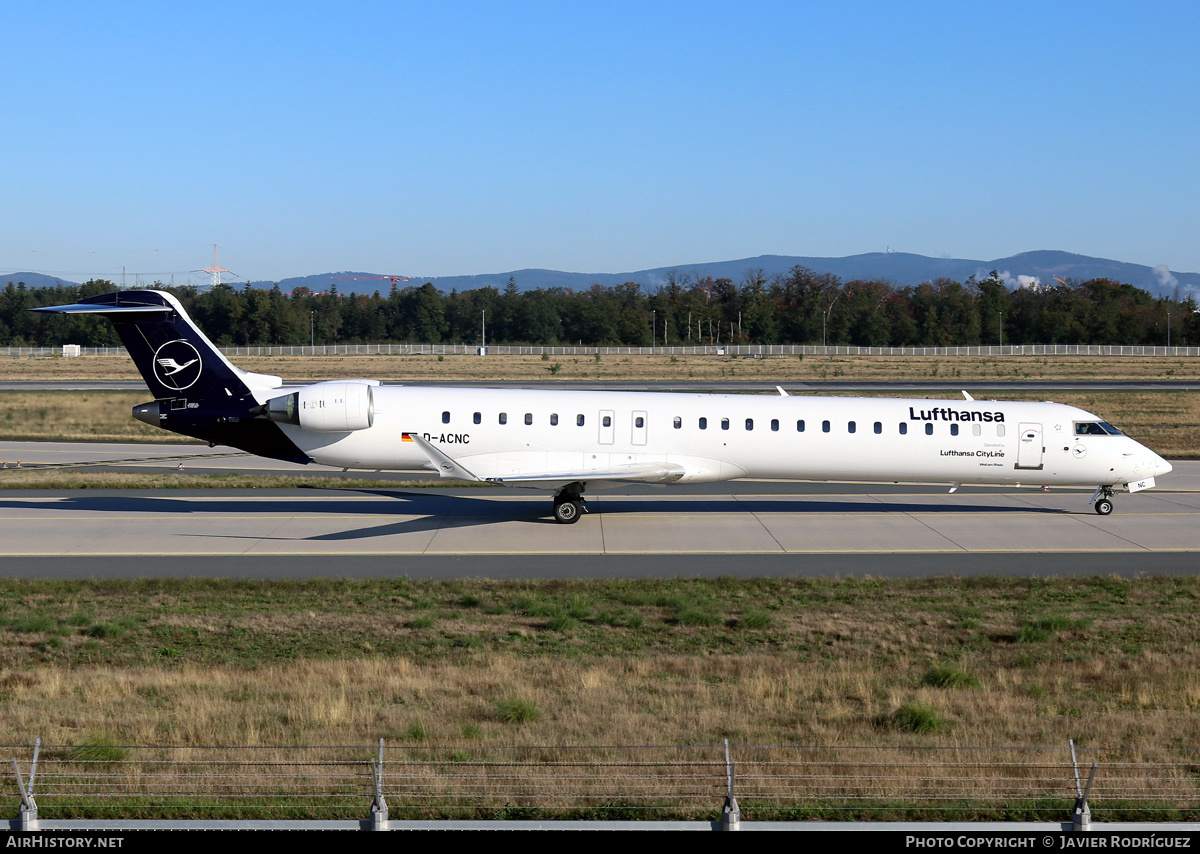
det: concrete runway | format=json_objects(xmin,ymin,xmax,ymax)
[{"xmin": 1, "ymin": 441, "xmax": 1197, "ymax": 579}]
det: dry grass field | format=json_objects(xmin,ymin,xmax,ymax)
[
  {"xmin": 0, "ymin": 391, "xmax": 176, "ymax": 442},
  {"xmin": 3, "ymin": 350, "xmax": 1200, "ymax": 383},
  {"xmin": 1, "ymin": 576, "xmax": 1198, "ymax": 819},
  {"xmin": 1, "ymin": 576, "xmax": 1196, "ymax": 748}
]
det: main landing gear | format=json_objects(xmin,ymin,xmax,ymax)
[
  {"xmin": 552, "ymin": 489, "xmax": 588, "ymax": 524},
  {"xmin": 1091, "ymin": 485, "xmax": 1115, "ymax": 516}
]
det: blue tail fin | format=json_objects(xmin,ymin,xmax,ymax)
[
  {"xmin": 33, "ymin": 290, "xmax": 308, "ymax": 463},
  {"xmin": 34, "ymin": 290, "xmax": 282, "ymax": 399}
]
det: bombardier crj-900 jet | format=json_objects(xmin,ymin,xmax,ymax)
[{"xmin": 36, "ymin": 291, "xmax": 1172, "ymax": 523}]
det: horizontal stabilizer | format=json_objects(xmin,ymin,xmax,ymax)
[{"xmin": 30, "ymin": 303, "xmax": 172, "ymax": 317}]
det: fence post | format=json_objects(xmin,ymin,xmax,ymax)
[
  {"xmin": 1069, "ymin": 739, "xmax": 1096, "ymax": 832},
  {"xmin": 370, "ymin": 738, "xmax": 388, "ymax": 830},
  {"xmin": 12, "ymin": 738, "xmax": 39, "ymax": 830},
  {"xmin": 720, "ymin": 739, "xmax": 739, "ymax": 831}
]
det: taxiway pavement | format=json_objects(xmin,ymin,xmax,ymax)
[{"xmin": 1, "ymin": 440, "xmax": 1197, "ymax": 578}]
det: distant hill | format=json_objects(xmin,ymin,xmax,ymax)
[
  {"xmin": 264, "ymin": 251, "xmax": 1200, "ymax": 299},
  {"xmin": 7, "ymin": 250, "xmax": 1199, "ymax": 299},
  {"xmin": 0, "ymin": 272, "xmax": 82, "ymax": 290}
]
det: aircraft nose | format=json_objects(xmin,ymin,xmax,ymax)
[{"xmin": 1153, "ymin": 455, "xmax": 1173, "ymax": 477}]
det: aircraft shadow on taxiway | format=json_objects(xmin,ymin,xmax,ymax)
[{"xmin": 0, "ymin": 489, "xmax": 1073, "ymax": 544}]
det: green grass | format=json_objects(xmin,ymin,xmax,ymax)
[
  {"xmin": 889, "ymin": 702, "xmax": 947, "ymax": 734},
  {"xmin": 494, "ymin": 698, "xmax": 540, "ymax": 724},
  {"xmin": 922, "ymin": 665, "xmax": 981, "ymax": 690},
  {"xmin": 544, "ymin": 612, "xmax": 580, "ymax": 632},
  {"xmin": 10, "ymin": 613, "xmax": 56, "ymax": 633},
  {"xmin": 738, "ymin": 611, "xmax": 774, "ymax": 630},
  {"xmin": 0, "ymin": 575, "xmax": 1192, "ymax": 675},
  {"xmin": 65, "ymin": 736, "xmax": 128, "ymax": 762},
  {"xmin": 1016, "ymin": 616, "xmax": 1092, "ymax": 642},
  {"xmin": 673, "ymin": 602, "xmax": 721, "ymax": 626}
]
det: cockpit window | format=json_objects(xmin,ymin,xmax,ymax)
[{"xmin": 1076, "ymin": 422, "xmax": 1122, "ymax": 436}]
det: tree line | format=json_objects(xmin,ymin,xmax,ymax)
[{"xmin": 3, "ymin": 268, "xmax": 1198, "ymax": 348}]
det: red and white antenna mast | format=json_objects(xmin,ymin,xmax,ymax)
[{"xmin": 199, "ymin": 244, "xmax": 233, "ymax": 290}]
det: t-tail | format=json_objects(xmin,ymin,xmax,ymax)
[{"xmin": 33, "ymin": 290, "xmax": 310, "ymax": 463}]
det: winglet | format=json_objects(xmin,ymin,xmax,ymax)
[
  {"xmin": 402, "ymin": 433, "xmax": 481, "ymax": 481},
  {"xmin": 776, "ymin": 386, "xmax": 789, "ymax": 397},
  {"xmin": 962, "ymin": 390, "xmax": 974, "ymax": 401}
]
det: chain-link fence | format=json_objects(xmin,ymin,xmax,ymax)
[
  {"xmin": 5, "ymin": 343, "xmax": 1200, "ymax": 358},
  {"xmin": 7, "ymin": 740, "xmax": 1200, "ymax": 826}
]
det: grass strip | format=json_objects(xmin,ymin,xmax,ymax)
[{"xmin": 1, "ymin": 575, "xmax": 1197, "ymax": 819}]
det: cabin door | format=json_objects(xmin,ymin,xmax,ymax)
[
  {"xmin": 599, "ymin": 410, "xmax": 615, "ymax": 445},
  {"xmin": 1016, "ymin": 422, "xmax": 1044, "ymax": 470},
  {"xmin": 631, "ymin": 411, "xmax": 648, "ymax": 445}
]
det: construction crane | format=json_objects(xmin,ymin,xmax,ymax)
[{"xmin": 330, "ymin": 274, "xmax": 412, "ymax": 292}]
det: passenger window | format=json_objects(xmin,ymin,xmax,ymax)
[
  {"xmin": 499, "ymin": 412, "xmax": 507, "ymax": 424},
  {"xmin": 673, "ymin": 416, "xmax": 682, "ymax": 429},
  {"xmin": 721, "ymin": 418, "xmax": 730, "ymax": 430},
  {"xmin": 441, "ymin": 411, "xmax": 450, "ymax": 424},
  {"xmin": 996, "ymin": 424, "xmax": 1006, "ymax": 437},
  {"xmin": 699, "ymin": 417, "xmax": 708, "ymax": 430},
  {"xmin": 950, "ymin": 424, "xmax": 959, "ymax": 436},
  {"xmin": 577, "ymin": 414, "xmax": 585, "ymax": 426},
  {"xmin": 525, "ymin": 413, "xmax": 533, "ymax": 425},
  {"xmin": 822, "ymin": 420, "xmax": 830, "ymax": 433},
  {"xmin": 797, "ymin": 420, "xmax": 805, "ymax": 432},
  {"xmin": 925, "ymin": 423, "xmax": 934, "ymax": 435},
  {"xmin": 873, "ymin": 422, "xmax": 882, "ymax": 434},
  {"xmin": 635, "ymin": 416, "xmax": 644, "ymax": 428},
  {"xmin": 745, "ymin": 418, "xmax": 753, "ymax": 431},
  {"xmin": 972, "ymin": 424, "xmax": 981, "ymax": 437},
  {"xmin": 550, "ymin": 413, "xmax": 559, "ymax": 426},
  {"xmin": 771, "ymin": 419, "xmax": 779, "ymax": 432},
  {"xmin": 848, "ymin": 421, "xmax": 856, "ymax": 434},
  {"xmin": 900, "ymin": 423, "xmax": 908, "ymax": 435},
  {"xmin": 603, "ymin": 415, "xmax": 612, "ymax": 427},
  {"xmin": 473, "ymin": 412, "xmax": 481, "ymax": 425}
]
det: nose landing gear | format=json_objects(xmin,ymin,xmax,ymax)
[{"xmin": 1090, "ymin": 485, "xmax": 1115, "ymax": 516}]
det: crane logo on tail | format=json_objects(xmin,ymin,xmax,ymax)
[{"xmin": 152, "ymin": 340, "xmax": 203, "ymax": 391}]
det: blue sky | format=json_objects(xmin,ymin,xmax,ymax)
[{"xmin": 3, "ymin": 1, "xmax": 1198, "ymax": 284}]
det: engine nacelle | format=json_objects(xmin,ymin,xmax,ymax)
[{"xmin": 264, "ymin": 381, "xmax": 376, "ymax": 432}]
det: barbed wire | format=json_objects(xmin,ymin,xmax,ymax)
[
  {"xmin": 5, "ymin": 343, "xmax": 1200, "ymax": 358},
  {"xmin": 7, "ymin": 742, "xmax": 1200, "ymax": 822}
]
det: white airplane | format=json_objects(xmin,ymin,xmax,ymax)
[{"xmin": 35, "ymin": 290, "xmax": 1172, "ymax": 523}]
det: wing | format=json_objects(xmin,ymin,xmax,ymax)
[
  {"xmin": 401, "ymin": 432, "xmax": 686, "ymax": 489},
  {"xmin": 486, "ymin": 463, "xmax": 687, "ymax": 489}
]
